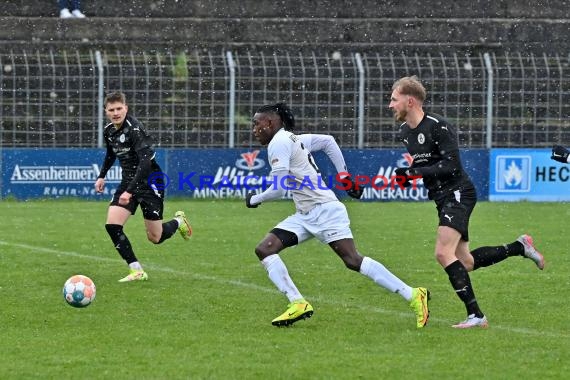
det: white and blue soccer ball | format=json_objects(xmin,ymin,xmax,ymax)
[{"xmin": 63, "ymin": 275, "xmax": 96, "ymax": 308}]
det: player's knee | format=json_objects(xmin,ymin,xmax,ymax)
[
  {"xmin": 147, "ymin": 231, "xmax": 161, "ymax": 244},
  {"xmin": 434, "ymin": 249, "xmax": 455, "ymax": 266},
  {"xmin": 254, "ymin": 245, "xmax": 272, "ymax": 260}
]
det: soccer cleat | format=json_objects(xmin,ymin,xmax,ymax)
[
  {"xmin": 118, "ymin": 269, "xmax": 148, "ymax": 283},
  {"xmin": 409, "ymin": 287, "xmax": 430, "ymax": 328},
  {"xmin": 517, "ymin": 234, "xmax": 545, "ymax": 270},
  {"xmin": 452, "ymin": 314, "xmax": 489, "ymax": 329},
  {"xmin": 271, "ymin": 299, "xmax": 314, "ymax": 327},
  {"xmin": 175, "ymin": 211, "xmax": 193, "ymax": 240}
]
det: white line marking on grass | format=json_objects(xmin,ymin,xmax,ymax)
[
  {"xmin": 1, "ymin": 240, "xmax": 565, "ymax": 338},
  {"xmin": 0, "ymin": 240, "xmax": 275, "ymax": 295}
]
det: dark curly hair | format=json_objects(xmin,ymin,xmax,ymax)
[{"xmin": 255, "ymin": 102, "xmax": 295, "ymax": 131}]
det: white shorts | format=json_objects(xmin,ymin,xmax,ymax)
[{"xmin": 274, "ymin": 201, "xmax": 353, "ymax": 244}]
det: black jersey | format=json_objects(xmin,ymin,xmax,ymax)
[
  {"xmin": 98, "ymin": 115, "xmax": 162, "ymax": 193},
  {"xmin": 399, "ymin": 112, "xmax": 474, "ymax": 200}
]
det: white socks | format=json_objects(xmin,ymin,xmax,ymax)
[
  {"xmin": 129, "ymin": 261, "xmax": 143, "ymax": 271},
  {"xmin": 260, "ymin": 255, "xmax": 413, "ymax": 303},
  {"xmin": 359, "ymin": 256, "xmax": 413, "ymax": 301},
  {"xmin": 261, "ymin": 255, "xmax": 302, "ymax": 302}
]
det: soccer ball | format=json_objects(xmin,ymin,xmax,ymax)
[{"xmin": 63, "ymin": 275, "xmax": 96, "ymax": 308}]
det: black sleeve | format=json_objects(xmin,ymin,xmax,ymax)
[
  {"xmin": 412, "ymin": 150, "xmax": 462, "ymax": 179},
  {"xmin": 98, "ymin": 143, "xmax": 116, "ymax": 179},
  {"xmin": 126, "ymin": 147, "xmax": 154, "ymax": 193}
]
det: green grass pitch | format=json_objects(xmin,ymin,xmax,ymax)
[{"xmin": 0, "ymin": 199, "xmax": 568, "ymax": 379}]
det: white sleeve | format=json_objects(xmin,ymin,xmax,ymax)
[
  {"xmin": 250, "ymin": 136, "xmax": 291, "ymax": 205},
  {"xmin": 299, "ymin": 134, "xmax": 349, "ymax": 178},
  {"xmin": 250, "ymin": 168, "xmax": 288, "ymax": 205}
]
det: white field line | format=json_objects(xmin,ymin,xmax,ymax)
[{"xmin": 0, "ymin": 240, "xmax": 565, "ymax": 338}]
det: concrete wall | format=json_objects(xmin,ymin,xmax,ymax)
[
  {"xmin": 2, "ymin": 0, "xmax": 569, "ymax": 18},
  {"xmin": 0, "ymin": 0, "xmax": 568, "ymax": 52}
]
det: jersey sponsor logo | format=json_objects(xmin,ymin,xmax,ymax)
[
  {"xmin": 495, "ymin": 155, "xmax": 531, "ymax": 192},
  {"xmin": 114, "ymin": 147, "xmax": 131, "ymax": 156},
  {"xmin": 410, "ymin": 152, "xmax": 431, "ymax": 163}
]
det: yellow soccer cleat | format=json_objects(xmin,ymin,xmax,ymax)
[
  {"xmin": 271, "ymin": 299, "xmax": 314, "ymax": 327},
  {"xmin": 409, "ymin": 287, "xmax": 430, "ymax": 328},
  {"xmin": 118, "ymin": 269, "xmax": 149, "ymax": 283},
  {"xmin": 175, "ymin": 211, "xmax": 193, "ymax": 240}
]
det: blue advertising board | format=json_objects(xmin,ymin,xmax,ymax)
[
  {"xmin": 1, "ymin": 148, "xmax": 489, "ymax": 201},
  {"xmin": 164, "ymin": 148, "xmax": 488, "ymax": 201},
  {"xmin": 312, "ymin": 149, "xmax": 488, "ymax": 201},
  {"xmin": 489, "ymin": 149, "xmax": 570, "ymax": 201},
  {"xmin": 1, "ymin": 148, "xmax": 164, "ymax": 200}
]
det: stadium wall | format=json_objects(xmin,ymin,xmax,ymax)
[
  {"xmin": 0, "ymin": 0, "xmax": 569, "ymax": 52},
  {"xmin": 3, "ymin": 0, "xmax": 569, "ymax": 19}
]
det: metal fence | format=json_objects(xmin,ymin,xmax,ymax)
[{"xmin": 1, "ymin": 50, "xmax": 569, "ymax": 149}]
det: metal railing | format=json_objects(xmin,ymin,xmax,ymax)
[{"xmin": 1, "ymin": 50, "xmax": 569, "ymax": 148}]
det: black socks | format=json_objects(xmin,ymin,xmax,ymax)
[
  {"xmin": 105, "ymin": 224, "xmax": 137, "ymax": 264},
  {"xmin": 445, "ymin": 260, "xmax": 484, "ymax": 317},
  {"xmin": 158, "ymin": 219, "xmax": 178, "ymax": 243},
  {"xmin": 471, "ymin": 241, "xmax": 524, "ymax": 270}
]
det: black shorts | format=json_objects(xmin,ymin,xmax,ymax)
[
  {"xmin": 110, "ymin": 184, "xmax": 165, "ymax": 221},
  {"xmin": 434, "ymin": 185, "xmax": 476, "ymax": 241}
]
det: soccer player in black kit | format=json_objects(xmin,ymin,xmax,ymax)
[
  {"xmin": 94, "ymin": 91, "xmax": 192, "ymax": 282},
  {"xmin": 389, "ymin": 76, "xmax": 545, "ymax": 328}
]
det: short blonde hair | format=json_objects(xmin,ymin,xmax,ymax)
[{"xmin": 392, "ymin": 76, "xmax": 426, "ymax": 103}]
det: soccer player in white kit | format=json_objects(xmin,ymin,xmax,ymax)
[{"xmin": 246, "ymin": 103, "xmax": 430, "ymax": 328}]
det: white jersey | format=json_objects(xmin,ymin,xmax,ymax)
[{"xmin": 267, "ymin": 129, "xmax": 338, "ymax": 213}]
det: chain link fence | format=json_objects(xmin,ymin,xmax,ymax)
[{"xmin": 1, "ymin": 50, "xmax": 569, "ymax": 148}]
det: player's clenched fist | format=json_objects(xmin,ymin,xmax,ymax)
[{"xmin": 246, "ymin": 191, "xmax": 259, "ymax": 208}]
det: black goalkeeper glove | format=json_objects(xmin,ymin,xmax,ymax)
[
  {"xmin": 344, "ymin": 176, "xmax": 364, "ymax": 199},
  {"xmin": 394, "ymin": 167, "xmax": 412, "ymax": 188},
  {"xmin": 551, "ymin": 145, "xmax": 570, "ymax": 164},
  {"xmin": 245, "ymin": 191, "xmax": 259, "ymax": 208}
]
